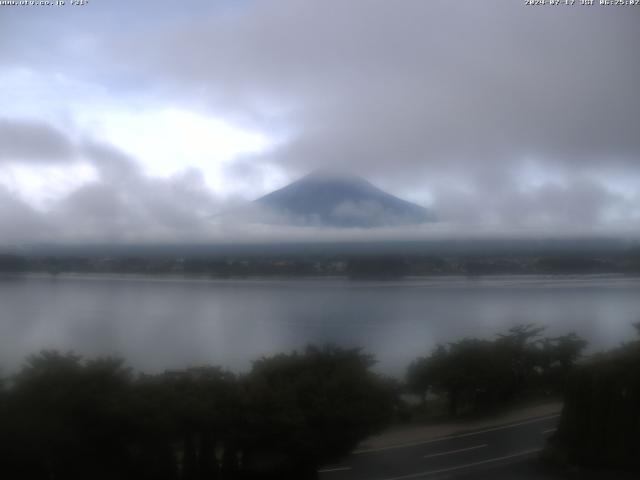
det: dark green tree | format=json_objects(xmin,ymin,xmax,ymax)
[
  {"xmin": 407, "ymin": 325, "xmax": 586, "ymax": 417},
  {"xmin": 5, "ymin": 352, "xmax": 134, "ymax": 479},
  {"xmin": 241, "ymin": 345, "xmax": 395, "ymax": 479}
]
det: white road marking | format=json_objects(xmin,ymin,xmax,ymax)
[
  {"xmin": 318, "ymin": 466, "xmax": 352, "ymax": 473},
  {"xmin": 380, "ymin": 448, "xmax": 543, "ymax": 480},
  {"xmin": 354, "ymin": 414, "xmax": 560, "ymax": 454},
  {"xmin": 542, "ymin": 428, "xmax": 557, "ymax": 434},
  {"xmin": 423, "ymin": 443, "xmax": 487, "ymax": 459}
]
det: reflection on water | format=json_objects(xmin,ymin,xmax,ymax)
[{"xmin": 1, "ymin": 274, "xmax": 639, "ymax": 376}]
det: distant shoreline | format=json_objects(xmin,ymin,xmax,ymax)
[{"xmin": 3, "ymin": 271, "xmax": 640, "ymax": 286}]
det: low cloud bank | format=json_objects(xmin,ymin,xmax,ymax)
[{"xmin": 0, "ymin": 116, "xmax": 639, "ymax": 247}]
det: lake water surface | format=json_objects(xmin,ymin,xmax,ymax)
[{"xmin": 1, "ymin": 274, "xmax": 639, "ymax": 376}]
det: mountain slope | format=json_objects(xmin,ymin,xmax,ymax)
[{"xmin": 253, "ymin": 171, "xmax": 435, "ymax": 228}]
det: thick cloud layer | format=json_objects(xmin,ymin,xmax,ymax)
[
  {"xmin": 1, "ymin": 1, "xmax": 639, "ymax": 244},
  {"xmin": 0, "ymin": 121, "xmax": 228, "ymax": 244},
  {"xmin": 120, "ymin": 2, "xmax": 639, "ymax": 165},
  {"xmin": 0, "ymin": 119, "xmax": 75, "ymax": 164}
]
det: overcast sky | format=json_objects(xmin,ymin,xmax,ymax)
[{"xmin": 1, "ymin": 0, "xmax": 639, "ymax": 244}]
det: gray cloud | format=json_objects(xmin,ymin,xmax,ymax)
[
  {"xmin": 49, "ymin": 142, "xmax": 226, "ymax": 243},
  {"xmin": 117, "ymin": 1, "xmax": 640, "ymax": 169},
  {"xmin": 0, "ymin": 185, "xmax": 55, "ymax": 245},
  {"xmin": 431, "ymin": 176, "xmax": 629, "ymax": 229},
  {"xmin": 0, "ymin": 120, "xmax": 230, "ymax": 244},
  {"xmin": 0, "ymin": 118, "xmax": 75, "ymax": 164}
]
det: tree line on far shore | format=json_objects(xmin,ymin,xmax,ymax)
[{"xmin": 3, "ymin": 249, "xmax": 640, "ymax": 277}]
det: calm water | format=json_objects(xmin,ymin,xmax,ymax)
[{"xmin": 1, "ymin": 274, "xmax": 639, "ymax": 376}]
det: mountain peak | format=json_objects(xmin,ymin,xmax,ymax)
[
  {"xmin": 290, "ymin": 169, "xmax": 374, "ymax": 190},
  {"xmin": 253, "ymin": 171, "xmax": 436, "ymax": 228}
]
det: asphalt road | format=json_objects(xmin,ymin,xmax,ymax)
[{"xmin": 318, "ymin": 414, "xmax": 561, "ymax": 480}]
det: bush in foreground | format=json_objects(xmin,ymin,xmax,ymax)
[
  {"xmin": 0, "ymin": 346, "xmax": 394, "ymax": 480},
  {"xmin": 551, "ymin": 324, "xmax": 640, "ymax": 473},
  {"xmin": 407, "ymin": 324, "xmax": 587, "ymax": 417}
]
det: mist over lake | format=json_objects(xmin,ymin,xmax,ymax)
[{"xmin": 1, "ymin": 274, "xmax": 638, "ymax": 377}]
